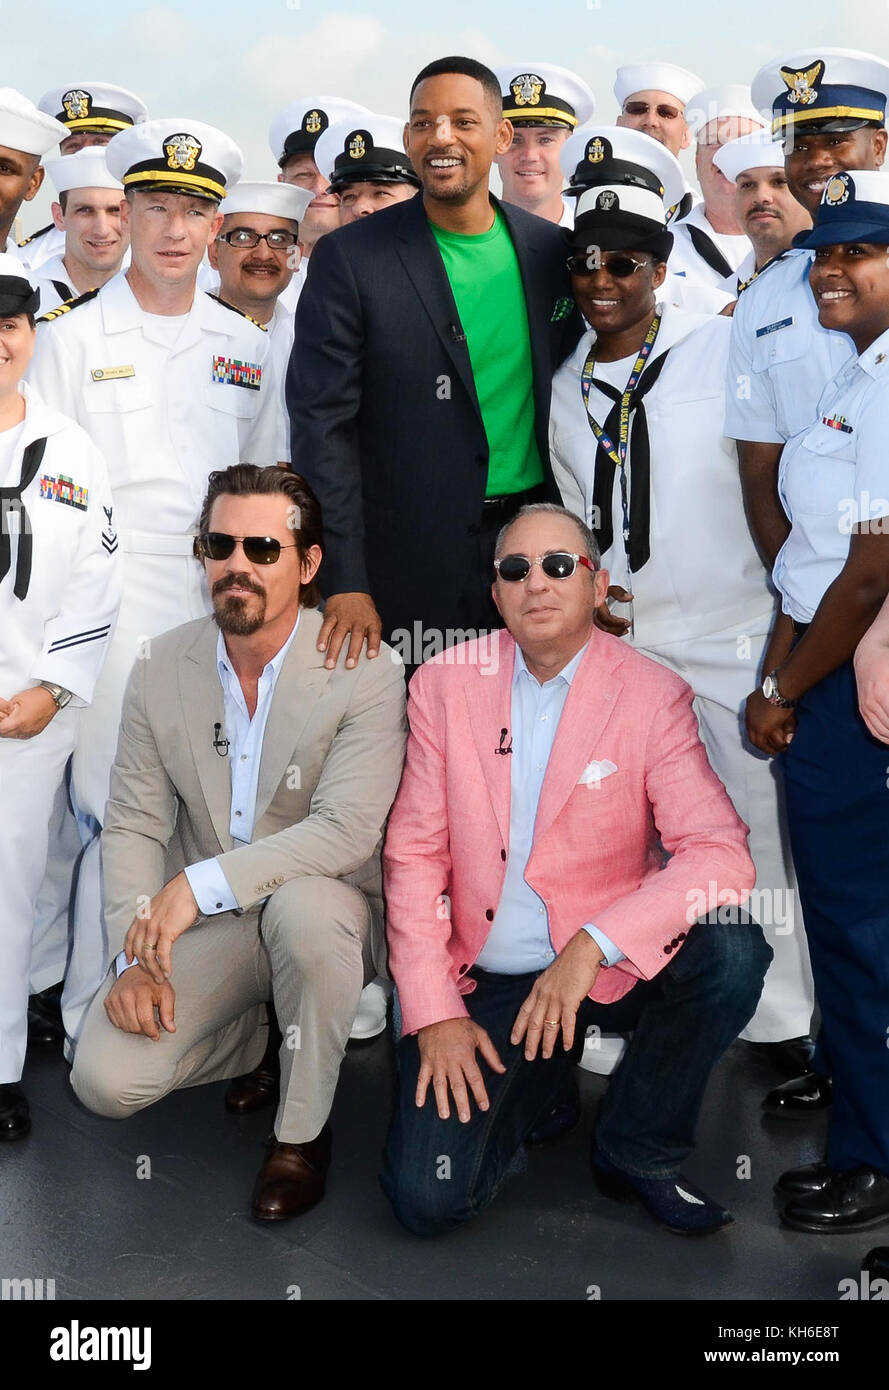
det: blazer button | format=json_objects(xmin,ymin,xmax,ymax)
[
  {"xmin": 678, "ymin": 932, "xmax": 686, "ymax": 941},
  {"xmin": 500, "ymin": 849, "xmax": 507, "ymax": 862},
  {"xmin": 664, "ymin": 943, "xmax": 673, "ymax": 954},
  {"xmin": 671, "ymin": 938, "xmax": 680, "ymax": 948},
  {"xmin": 485, "ymin": 909, "xmax": 494, "ymax": 921}
]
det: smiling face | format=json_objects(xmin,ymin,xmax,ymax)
[
  {"xmin": 208, "ymin": 210, "xmax": 298, "ymax": 313},
  {"xmin": 492, "ymin": 510, "xmax": 608, "ymax": 660},
  {"xmin": 122, "ymin": 189, "xmax": 222, "ymax": 293},
  {"xmin": 54, "ymin": 187, "xmax": 128, "ymax": 274},
  {"xmin": 337, "ymin": 179, "xmax": 417, "ymax": 224},
  {"xmin": 786, "ymin": 126, "xmax": 887, "ymax": 217},
  {"xmin": 735, "ymin": 166, "xmax": 811, "ymax": 262},
  {"xmin": 0, "ymin": 144, "xmax": 43, "ymax": 243},
  {"xmin": 495, "ymin": 125, "xmax": 570, "ymax": 212},
  {"xmin": 278, "ymin": 152, "xmax": 339, "ymax": 245},
  {"xmin": 570, "ymin": 250, "xmax": 665, "ymax": 339},
  {"xmin": 809, "ymin": 241, "xmax": 889, "ymax": 351},
  {"xmin": 405, "ymin": 72, "xmax": 512, "ymax": 205},
  {"xmin": 0, "ymin": 311, "xmax": 36, "ymax": 398}
]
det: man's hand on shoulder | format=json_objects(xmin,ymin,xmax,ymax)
[
  {"xmin": 512, "ymin": 931, "xmax": 604, "ymax": 1060},
  {"xmin": 123, "ymin": 871, "xmax": 200, "ymax": 982},
  {"xmin": 317, "ymin": 592, "xmax": 382, "ymax": 670},
  {"xmin": 104, "ymin": 964, "xmax": 176, "ymax": 1041},
  {"xmin": 416, "ymin": 1017, "xmax": 506, "ymax": 1124}
]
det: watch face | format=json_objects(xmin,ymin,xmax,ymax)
[{"xmin": 762, "ymin": 675, "xmax": 775, "ymax": 698}]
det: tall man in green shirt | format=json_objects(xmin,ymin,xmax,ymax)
[{"xmin": 287, "ymin": 56, "xmax": 582, "ymax": 669}]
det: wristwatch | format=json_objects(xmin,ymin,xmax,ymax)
[
  {"xmin": 39, "ymin": 681, "xmax": 73, "ymax": 709},
  {"xmin": 761, "ymin": 669, "xmax": 795, "ymax": 709}
]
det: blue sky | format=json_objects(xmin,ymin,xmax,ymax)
[{"xmin": 6, "ymin": 0, "xmax": 881, "ymax": 228}]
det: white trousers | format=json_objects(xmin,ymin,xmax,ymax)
[
  {"xmin": 636, "ymin": 617, "xmax": 815, "ymax": 1043},
  {"xmin": 0, "ymin": 708, "xmax": 77, "ymax": 1081},
  {"xmin": 64, "ymin": 545, "xmax": 211, "ymax": 1046},
  {"xmin": 29, "ymin": 764, "xmax": 82, "ymax": 993}
]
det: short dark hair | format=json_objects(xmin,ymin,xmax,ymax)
[
  {"xmin": 58, "ymin": 190, "xmax": 68, "ymax": 214},
  {"xmin": 198, "ymin": 463, "xmax": 324, "ymax": 607},
  {"xmin": 410, "ymin": 56, "xmax": 503, "ymax": 117}
]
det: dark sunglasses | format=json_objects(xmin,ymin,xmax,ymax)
[
  {"xmin": 494, "ymin": 551, "xmax": 598, "ymax": 582},
  {"xmin": 566, "ymin": 253, "xmax": 650, "ymax": 278},
  {"xmin": 622, "ymin": 100, "xmax": 682, "ymax": 121},
  {"xmin": 195, "ymin": 532, "xmax": 299, "ymax": 564}
]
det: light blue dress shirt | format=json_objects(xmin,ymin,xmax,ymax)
[
  {"xmin": 474, "ymin": 641, "xmax": 623, "ymax": 975},
  {"xmin": 115, "ymin": 614, "xmax": 300, "ymax": 977}
]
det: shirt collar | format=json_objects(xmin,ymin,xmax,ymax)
[
  {"xmin": 513, "ymin": 638, "xmax": 589, "ymax": 690},
  {"xmin": 217, "ymin": 609, "xmax": 301, "ymax": 683},
  {"xmin": 856, "ymin": 325, "xmax": 889, "ymax": 380}
]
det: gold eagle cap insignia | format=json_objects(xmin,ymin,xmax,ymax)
[
  {"xmin": 348, "ymin": 132, "xmax": 366, "ymax": 160},
  {"xmin": 62, "ymin": 89, "xmax": 91, "ymax": 120},
  {"xmin": 780, "ymin": 60, "xmax": 824, "ymax": 107},
  {"xmin": 164, "ymin": 133, "xmax": 202, "ymax": 172},
  {"xmin": 511, "ymin": 73, "xmax": 544, "ymax": 107},
  {"xmin": 305, "ymin": 110, "xmax": 323, "ymax": 135}
]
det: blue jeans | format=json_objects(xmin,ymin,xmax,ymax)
[{"xmin": 381, "ymin": 916, "xmax": 771, "ymax": 1236}]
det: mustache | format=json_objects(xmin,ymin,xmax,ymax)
[{"xmin": 212, "ymin": 573, "xmax": 265, "ymax": 597}]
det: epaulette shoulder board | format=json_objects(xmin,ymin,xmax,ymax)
[
  {"xmin": 737, "ymin": 249, "xmax": 791, "ymax": 296},
  {"xmin": 17, "ymin": 222, "xmax": 54, "ymax": 248},
  {"xmin": 37, "ymin": 286, "xmax": 101, "ymax": 323},
  {"xmin": 207, "ymin": 292, "xmax": 268, "ymax": 331}
]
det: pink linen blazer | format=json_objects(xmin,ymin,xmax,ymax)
[{"xmin": 383, "ymin": 626, "xmax": 755, "ymax": 1036}]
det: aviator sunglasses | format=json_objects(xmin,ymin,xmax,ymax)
[
  {"xmin": 566, "ymin": 252, "xmax": 650, "ymax": 277},
  {"xmin": 494, "ymin": 551, "xmax": 598, "ymax": 583},
  {"xmin": 195, "ymin": 532, "xmax": 299, "ymax": 564}
]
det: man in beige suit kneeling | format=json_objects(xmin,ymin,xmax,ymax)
[{"xmin": 71, "ymin": 464, "xmax": 407, "ymax": 1220}]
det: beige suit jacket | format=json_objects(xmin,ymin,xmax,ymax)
[{"xmin": 101, "ymin": 605, "xmax": 408, "ymax": 973}]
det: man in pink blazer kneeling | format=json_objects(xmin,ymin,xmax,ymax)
[{"xmin": 381, "ymin": 502, "xmax": 771, "ymax": 1237}]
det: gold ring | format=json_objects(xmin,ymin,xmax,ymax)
[
  {"xmin": 543, "ymin": 1020, "xmax": 559, "ymax": 1028},
  {"xmin": 143, "ymin": 945, "xmax": 156, "ymax": 952}
]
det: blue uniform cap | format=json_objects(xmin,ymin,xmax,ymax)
[{"xmin": 794, "ymin": 171, "xmax": 889, "ymax": 247}]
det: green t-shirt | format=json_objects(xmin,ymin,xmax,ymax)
[{"xmin": 430, "ymin": 208, "xmax": 544, "ymax": 497}]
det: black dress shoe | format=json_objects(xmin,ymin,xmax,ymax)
[
  {"xmin": 0, "ymin": 1083, "xmax": 31, "ymax": 1140},
  {"xmin": 782, "ymin": 1167, "xmax": 889, "ymax": 1233},
  {"xmin": 862, "ymin": 1247, "xmax": 889, "ymax": 1278},
  {"xmin": 526, "ymin": 1076, "xmax": 581, "ymax": 1146},
  {"xmin": 27, "ymin": 982, "xmax": 65, "ymax": 1047},
  {"xmin": 762, "ymin": 1071, "xmax": 832, "ymax": 1118},
  {"xmin": 748, "ymin": 1035, "xmax": 816, "ymax": 1080},
  {"xmin": 775, "ymin": 1160, "xmax": 837, "ymax": 1197}
]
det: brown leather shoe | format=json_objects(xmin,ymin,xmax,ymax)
[
  {"xmin": 251, "ymin": 1125, "xmax": 332, "ymax": 1221},
  {"xmin": 224, "ymin": 1059, "xmax": 280, "ymax": 1114}
]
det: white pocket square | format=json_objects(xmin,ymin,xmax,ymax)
[{"xmin": 578, "ymin": 759, "xmax": 618, "ymax": 785}]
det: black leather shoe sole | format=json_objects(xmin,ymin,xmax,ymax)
[{"xmin": 781, "ymin": 1207, "xmax": 889, "ymax": 1234}]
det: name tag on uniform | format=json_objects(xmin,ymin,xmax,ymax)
[
  {"xmin": 755, "ymin": 316, "xmax": 794, "ymax": 338},
  {"xmin": 90, "ymin": 365, "xmax": 135, "ymax": 381}
]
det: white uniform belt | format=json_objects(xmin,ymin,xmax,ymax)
[{"xmin": 119, "ymin": 529, "xmax": 196, "ymax": 556}]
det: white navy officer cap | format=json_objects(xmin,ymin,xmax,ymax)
[
  {"xmin": 45, "ymin": 147, "xmax": 123, "ymax": 196},
  {"xmin": 0, "ymin": 251, "xmax": 40, "ymax": 314},
  {"xmin": 752, "ymin": 47, "xmax": 889, "ymax": 136},
  {"xmin": 613, "ymin": 63, "xmax": 705, "ymax": 110},
  {"xmin": 105, "ymin": 118, "xmax": 242, "ymax": 202},
  {"xmin": 795, "ymin": 170, "xmax": 889, "ymax": 248},
  {"xmin": 684, "ymin": 85, "xmax": 768, "ymax": 140},
  {"xmin": 269, "ymin": 97, "xmax": 372, "ymax": 167},
  {"xmin": 221, "ymin": 180, "xmax": 313, "ymax": 223},
  {"xmin": 0, "ymin": 87, "xmax": 67, "ymax": 157},
  {"xmin": 38, "ymin": 82, "xmax": 148, "ymax": 136},
  {"xmin": 560, "ymin": 125, "xmax": 684, "ymax": 252},
  {"xmin": 713, "ymin": 130, "xmax": 788, "ymax": 183},
  {"xmin": 495, "ymin": 63, "xmax": 595, "ymax": 129},
  {"xmin": 314, "ymin": 114, "xmax": 420, "ymax": 190}
]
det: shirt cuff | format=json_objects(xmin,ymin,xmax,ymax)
[
  {"xmin": 184, "ymin": 859, "xmax": 238, "ymax": 915},
  {"xmin": 582, "ymin": 923, "xmax": 625, "ymax": 966},
  {"xmin": 115, "ymin": 950, "xmax": 139, "ymax": 978}
]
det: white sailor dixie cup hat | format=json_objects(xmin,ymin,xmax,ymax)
[
  {"xmin": 713, "ymin": 130, "xmax": 789, "ymax": 182},
  {"xmin": 105, "ymin": 119, "xmax": 242, "ymax": 202},
  {"xmin": 268, "ymin": 97, "xmax": 372, "ymax": 167},
  {"xmin": 795, "ymin": 170, "xmax": 889, "ymax": 248},
  {"xmin": 45, "ymin": 147, "xmax": 123, "ymax": 195},
  {"xmin": 613, "ymin": 62, "xmax": 705, "ymax": 110},
  {"xmin": 752, "ymin": 47, "xmax": 889, "ymax": 136},
  {"xmin": 38, "ymin": 82, "xmax": 147, "ymax": 135},
  {"xmin": 684, "ymin": 85, "xmax": 768, "ymax": 139},
  {"xmin": 495, "ymin": 63, "xmax": 595, "ymax": 129},
  {"xmin": 221, "ymin": 181, "xmax": 314, "ymax": 224},
  {"xmin": 0, "ymin": 87, "xmax": 67, "ymax": 157},
  {"xmin": 314, "ymin": 114, "xmax": 420, "ymax": 190}
]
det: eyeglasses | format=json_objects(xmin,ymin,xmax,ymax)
[
  {"xmin": 566, "ymin": 253, "xmax": 650, "ymax": 278},
  {"xmin": 623, "ymin": 100, "xmax": 682, "ymax": 121},
  {"xmin": 195, "ymin": 532, "xmax": 299, "ymax": 564},
  {"xmin": 493, "ymin": 551, "xmax": 598, "ymax": 582},
  {"xmin": 217, "ymin": 227, "xmax": 299, "ymax": 250}
]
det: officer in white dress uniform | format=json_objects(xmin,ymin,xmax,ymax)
[
  {"xmin": 711, "ymin": 131, "xmax": 811, "ymax": 297},
  {"xmin": 669, "ymin": 85, "xmax": 767, "ymax": 292},
  {"xmin": 613, "ymin": 62, "xmax": 705, "ymax": 222},
  {"xmin": 0, "ymin": 256, "xmax": 119, "ymax": 1138},
  {"xmin": 206, "ymin": 181, "xmax": 312, "ymax": 464},
  {"xmin": 550, "ymin": 127, "xmax": 814, "ymax": 1060},
  {"xmin": 269, "ymin": 96, "xmax": 371, "ymax": 313},
  {"xmin": 28, "ymin": 118, "xmax": 280, "ymax": 1048},
  {"xmin": 0, "ymin": 90, "xmax": 66, "ymax": 268},
  {"xmin": 492, "ymin": 64, "xmax": 595, "ymax": 227},
  {"xmin": 31, "ymin": 149, "xmax": 128, "ymax": 315},
  {"xmin": 20, "ymin": 84, "xmax": 147, "ymax": 274}
]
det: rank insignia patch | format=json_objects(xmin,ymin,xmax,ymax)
[
  {"xmin": 779, "ymin": 60, "xmax": 824, "ymax": 107},
  {"xmin": 212, "ymin": 356, "xmax": 262, "ymax": 390},
  {"xmin": 39, "ymin": 473, "xmax": 89, "ymax": 510}
]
